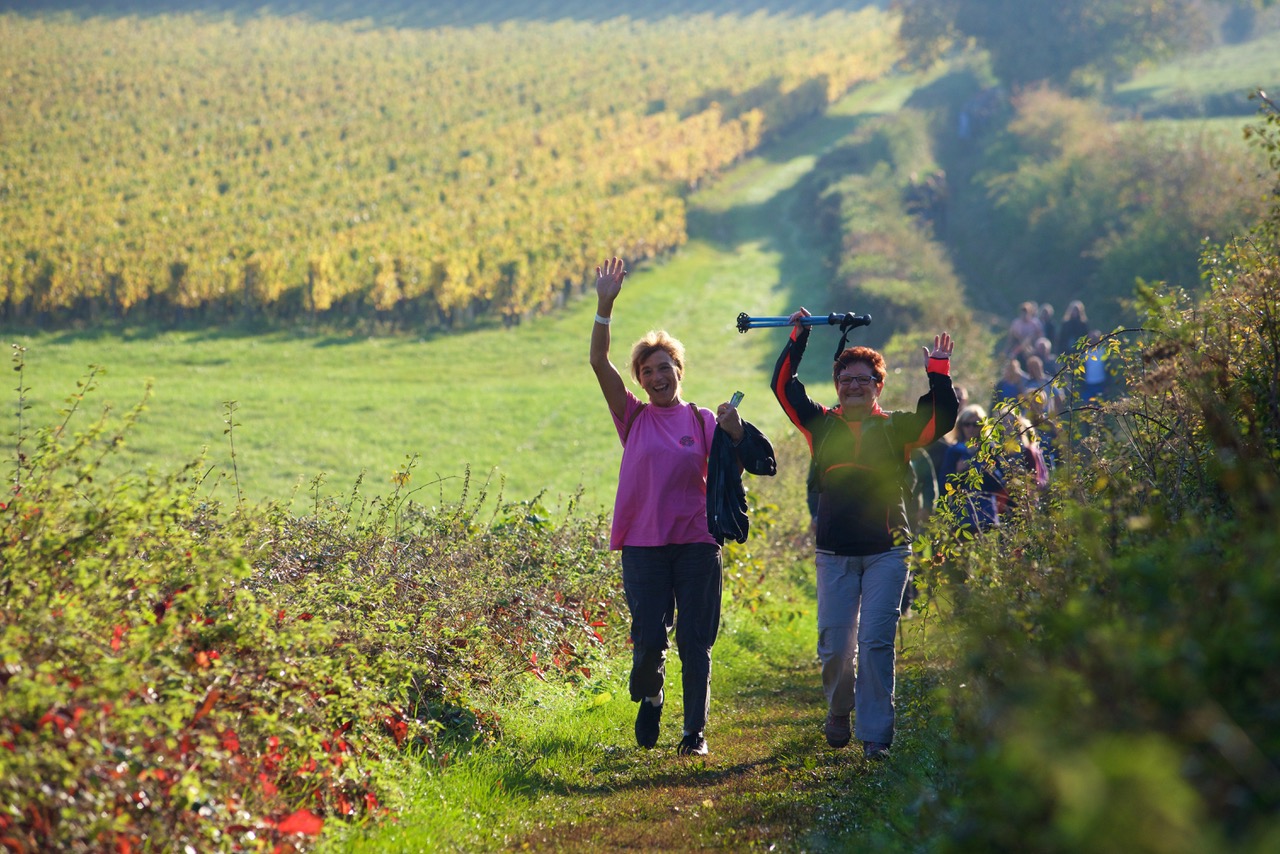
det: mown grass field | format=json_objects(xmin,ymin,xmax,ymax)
[
  {"xmin": 1112, "ymin": 27, "xmax": 1280, "ymax": 112},
  {"xmin": 5, "ymin": 73, "xmax": 927, "ymax": 513}
]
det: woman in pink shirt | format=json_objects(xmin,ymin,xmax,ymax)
[{"xmin": 589, "ymin": 256, "xmax": 745, "ymax": 757}]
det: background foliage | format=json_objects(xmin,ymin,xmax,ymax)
[{"xmin": 910, "ymin": 94, "xmax": 1280, "ymax": 853}]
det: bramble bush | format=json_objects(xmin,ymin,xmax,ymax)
[
  {"xmin": 915, "ymin": 93, "xmax": 1280, "ymax": 853},
  {"xmin": 0, "ymin": 349, "xmax": 627, "ymax": 851}
]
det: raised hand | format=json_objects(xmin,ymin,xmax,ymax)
[
  {"xmin": 923, "ymin": 331, "xmax": 954, "ymax": 362},
  {"xmin": 595, "ymin": 256, "xmax": 627, "ymax": 306},
  {"xmin": 788, "ymin": 306, "xmax": 812, "ymax": 327}
]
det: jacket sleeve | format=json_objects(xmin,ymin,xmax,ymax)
[
  {"xmin": 895, "ymin": 358, "xmax": 959, "ymax": 460},
  {"xmin": 771, "ymin": 325, "xmax": 827, "ymax": 450},
  {"xmin": 733, "ymin": 421, "xmax": 776, "ymax": 477}
]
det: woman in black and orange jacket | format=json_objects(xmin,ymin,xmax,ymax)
[{"xmin": 771, "ymin": 308, "xmax": 957, "ymax": 759}]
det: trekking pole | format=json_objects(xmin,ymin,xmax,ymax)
[
  {"xmin": 738, "ymin": 311, "xmax": 873, "ymax": 360},
  {"xmin": 736, "ymin": 311, "xmax": 871, "ymax": 333}
]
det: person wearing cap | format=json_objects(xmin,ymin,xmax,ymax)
[{"xmin": 771, "ymin": 308, "xmax": 958, "ymax": 760}]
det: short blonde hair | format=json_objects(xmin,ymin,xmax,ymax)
[{"xmin": 629, "ymin": 330, "xmax": 685, "ymax": 382}]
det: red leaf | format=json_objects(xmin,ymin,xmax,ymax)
[
  {"xmin": 111, "ymin": 624, "xmax": 126, "ymax": 652},
  {"xmin": 191, "ymin": 689, "xmax": 221, "ymax": 724},
  {"xmin": 258, "ymin": 772, "xmax": 278, "ymax": 796},
  {"xmin": 276, "ymin": 809, "xmax": 324, "ymax": 835}
]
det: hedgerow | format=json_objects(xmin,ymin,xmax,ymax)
[
  {"xmin": 913, "ymin": 93, "xmax": 1280, "ymax": 852},
  {"xmin": 0, "ymin": 348, "xmax": 627, "ymax": 850}
]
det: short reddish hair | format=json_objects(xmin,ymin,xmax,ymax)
[{"xmin": 833, "ymin": 346, "xmax": 886, "ymax": 383}]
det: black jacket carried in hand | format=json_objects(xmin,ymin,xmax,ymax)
[{"xmin": 707, "ymin": 421, "xmax": 776, "ymax": 544}]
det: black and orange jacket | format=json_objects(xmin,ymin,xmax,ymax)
[{"xmin": 771, "ymin": 326, "xmax": 958, "ymax": 555}]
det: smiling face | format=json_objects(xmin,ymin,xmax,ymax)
[
  {"xmin": 637, "ymin": 349, "xmax": 682, "ymax": 407},
  {"xmin": 834, "ymin": 360, "xmax": 882, "ymax": 415},
  {"xmin": 629, "ymin": 331, "xmax": 686, "ymax": 408}
]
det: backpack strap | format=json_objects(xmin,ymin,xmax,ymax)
[
  {"xmin": 623, "ymin": 401, "xmax": 708, "ymax": 453},
  {"xmin": 689, "ymin": 402, "xmax": 708, "ymax": 456},
  {"xmin": 622, "ymin": 402, "xmax": 648, "ymax": 444}
]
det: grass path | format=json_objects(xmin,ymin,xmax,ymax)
[
  {"xmin": 508, "ymin": 627, "xmax": 944, "ymax": 851},
  {"xmin": 331, "ymin": 590, "xmax": 948, "ymax": 852}
]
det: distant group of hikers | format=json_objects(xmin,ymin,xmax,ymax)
[
  {"xmin": 907, "ymin": 298, "xmax": 1112, "ymax": 536},
  {"xmin": 589, "ymin": 257, "xmax": 958, "ymax": 761}
]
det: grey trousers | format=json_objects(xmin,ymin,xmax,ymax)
[
  {"xmin": 621, "ymin": 542, "xmax": 722, "ymax": 737},
  {"xmin": 815, "ymin": 547, "xmax": 910, "ymax": 745}
]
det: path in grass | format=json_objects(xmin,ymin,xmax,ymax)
[{"xmin": 505, "ymin": 618, "xmax": 944, "ymax": 852}]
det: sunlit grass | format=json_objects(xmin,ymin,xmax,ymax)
[{"xmin": 1114, "ymin": 28, "xmax": 1280, "ymax": 108}]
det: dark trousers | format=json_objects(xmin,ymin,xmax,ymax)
[{"xmin": 621, "ymin": 542, "xmax": 722, "ymax": 736}]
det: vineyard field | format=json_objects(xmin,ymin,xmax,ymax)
[{"xmin": 1, "ymin": 5, "xmax": 899, "ymax": 326}]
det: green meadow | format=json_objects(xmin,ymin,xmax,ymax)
[
  {"xmin": 1113, "ymin": 27, "xmax": 1280, "ymax": 110},
  {"xmin": 5, "ymin": 74, "xmax": 924, "ymax": 513}
]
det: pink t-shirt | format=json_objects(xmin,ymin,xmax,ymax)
[{"xmin": 609, "ymin": 391, "xmax": 718, "ymax": 550}]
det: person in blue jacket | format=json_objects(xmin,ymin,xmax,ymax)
[{"xmin": 771, "ymin": 308, "xmax": 957, "ymax": 759}]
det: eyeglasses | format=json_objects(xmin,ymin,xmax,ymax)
[
  {"xmin": 836, "ymin": 374, "xmax": 878, "ymax": 387},
  {"xmin": 959, "ymin": 420, "xmax": 979, "ymax": 428}
]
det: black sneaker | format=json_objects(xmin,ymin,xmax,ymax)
[
  {"xmin": 862, "ymin": 741, "xmax": 891, "ymax": 760},
  {"xmin": 824, "ymin": 713, "xmax": 851, "ymax": 748},
  {"xmin": 635, "ymin": 698, "xmax": 662, "ymax": 749},
  {"xmin": 677, "ymin": 732, "xmax": 708, "ymax": 756}
]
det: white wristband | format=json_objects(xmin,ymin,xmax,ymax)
[{"xmin": 594, "ymin": 313, "xmax": 611, "ymax": 326}]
